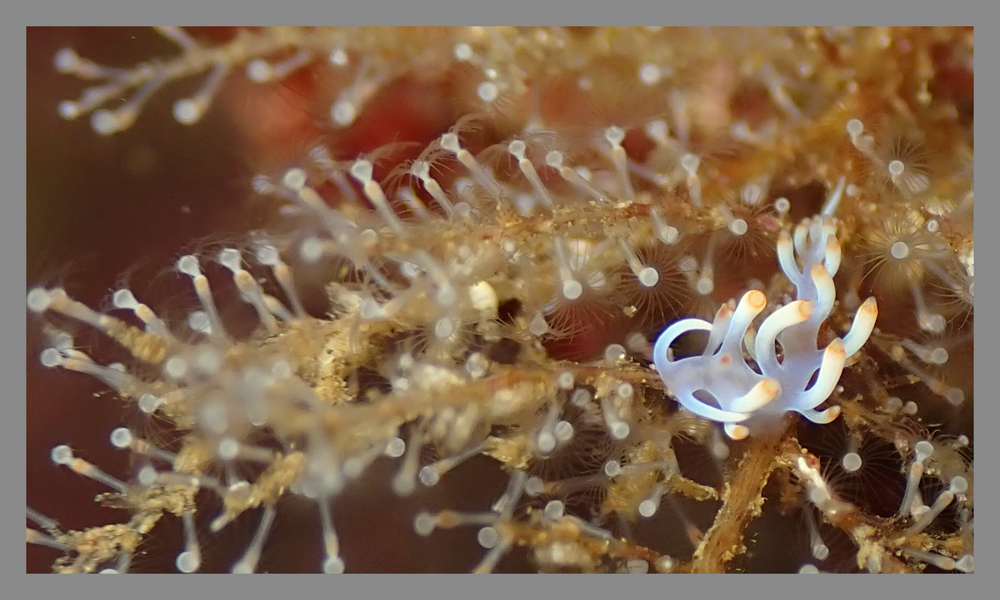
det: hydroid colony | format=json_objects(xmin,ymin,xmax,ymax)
[{"xmin": 27, "ymin": 27, "xmax": 973, "ymax": 574}]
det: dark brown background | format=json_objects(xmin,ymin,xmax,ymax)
[{"xmin": 27, "ymin": 26, "xmax": 262, "ymax": 573}]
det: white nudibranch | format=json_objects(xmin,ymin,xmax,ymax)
[{"xmin": 652, "ymin": 200, "xmax": 877, "ymax": 439}]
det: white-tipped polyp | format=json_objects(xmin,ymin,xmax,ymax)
[
  {"xmin": 544, "ymin": 150, "xmax": 564, "ymax": 169},
  {"xmin": 329, "ymin": 47, "xmax": 349, "ymax": 66},
  {"xmin": 53, "ymin": 47, "xmax": 79, "ymax": 73},
  {"xmin": 111, "ymin": 289, "xmax": 139, "ymax": 310},
  {"xmin": 51, "ymin": 445, "xmax": 73, "ymax": 465},
  {"xmin": 912, "ymin": 440, "xmax": 934, "ymax": 462},
  {"xmin": 440, "ymin": 133, "xmax": 461, "ymax": 154},
  {"xmin": 562, "ymin": 279, "xmax": 583, "ymax": 300},
  {"xmin": 956, "ymin": 555, "xmax": 974, "ymax": 573},
  {"xmin": 842, "ymin": 452, "xmax": 862, "ymax": 472},
  {"xmin": 638, "ymin": 499, "xmax": 658, "ymax": 518},
  {"xmin": 536, "ymin": 432, "xmax": 556, "ymax": 454},
  {"xmin": 91, "ymin": 109, "xmax": 126, "ymax": 136},
  {"xmin": 332, "ymin": 101, "xmax": 357, "ymax": 126},
  {"xmin": 110, "ymin": 427, "xmax": 133, "ymax": 449},
  {"xmin": 27, "ymin": 288, "xmax": 51, "ymax": 313},
  {"xmin": 638, "ymin": 267, "xmax": 659, "ymax": 287},
  {"xmin": 604, "ymin": 126, "xmax": 626, "ymax": 147},
  {"xmin": 349, "ymin": 159, "xmax": 374, "ymax": 183},
  {"xmin": 176, "ymin": 551, "xmax": 200, "ymax": 573},
  {"xmin": 40, "ymin": 348, "xmax": 63, "ymax": 368},
  {"xmin": 601, "ymin": 397, "xmax": 632, "ymax": 440},
  {"xmin": 917, "ymin": 310, "xmax": 946, "ymax": 334},
  {"xmin": 846, "ymin": 119, "xmax": 864, "ymax": 138},
  {"xmin": 323, "ymin": 555, "xmax": 345, "ymax": 574},
  {"xmin": 282, "ymin": 168, "xmax": 308, "ymax": 192},
  {"xmin": 187, "ymin": 311, "xmax": 212, "ymax": 335},
  {"xmin": 176, "ymin": 255, "xmax": 202, "ymax": 278},
  {"xmin": 508, "ymin": 140, "xmax": 527, "ymax": 160},
  {"xmin": 410, "ymin": 160, "xmax": 432, "ymax": 182},
  {"xmin": 414, "ymin": 512, "xmax": 437, "ymax": 536},
  {"xmin": 729, "ymin": 218, "xmax": 748, "ymax": 236},
  {"xmin": 695, "ymin": 274, "xmax": 713, "ymax": 296},
  {"xmin": 610, "ymin": 422, "xmax": 630, "ymax": 440},
  {"xmin": 231, "ymin": 561, "xmax": 253, "ymax": 575},
  {"xmin": 543, "ymin": 500, "xmax": 565, "ymax": 521},
  {"xmin": 138, "ymin": 393, "xmax": 162, "ymax": 415},
  {"xmin": 173, "ymin": 98, "xmax": 206, "ymax": 125},
  {"xmin": 645, "ymin": 119, "xmax": 669, "ymax": 143},
  {"xmin": 554, "ymin": 420, "xmax": 574, "ymax": 443},
  {"xmin": 164, "ymin": 356, "xmax": 189, "ymax": 379},
  {"xmin": 811, "ymin": 544, "xmax": 830, "ymax": 561},
  {"xmin": 255, "ymin": 244, "xmax": 279, "ymax": 266},
  {"xmin": 680, "ymin": 154, "xmax": 700, "ymax": 175},
  {"xmin": 477, "ymin": 527, "xmax": 499, "ymax": 549},
  {"xmin": 418, "ymin": 465, "xmax": 441, "ymax": 487},
  {"xmin": 58, "ymin": 100, "xmax": 81, "ymax": 120},
  {"xmin": 218, "ymin": 248, "xmax": 243, "ymax": 273},
  {"xmin": 245, "ymin": 59, "xmax": 273, "ymax": 83}
]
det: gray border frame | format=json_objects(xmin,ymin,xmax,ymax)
[{"xmin": 13, "ymin": 4, "xmax": 988, "ymax": 599}]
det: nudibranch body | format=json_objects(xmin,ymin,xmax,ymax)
[{"xmin": 652, "ymin": 208, "xmax": 877, "ymax": 440}]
